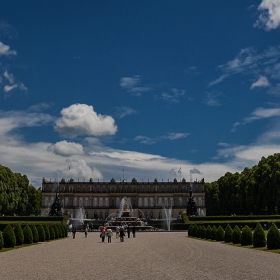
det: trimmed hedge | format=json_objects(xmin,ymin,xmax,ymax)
[
  {"xmin": 232, "ymin": 225, "xmax": 241, "ymax": 244},
  {"xmin": 37, "ymin": 225, "xmax": 46, "ymax": 242},
  {"xmin": 200, "ymin": 225, "xmax": 206, "ymax": 239},
  {"xmin": 30, "ymin": 224, "xmax": 39, "ymax": 243},
  {"xmin": 210, "ymin": 226, "xmax": 217, "ymax": 240},
  {"xmin": 216, "ymin": 226, "xmax": 224, "ymax": 241},
  {"xmin": 2, "ymin": 224, "xmax": 16, "ymax": 248},
  {"xmin": 0, "ymin": 232, "xmax": 3, "ymax": 250},
  {"xmin": 253, "ymin": 223, "xmax": 266, "ymax": 248},
  {"xmin": 241, "ymin": 225, "xmax": 252, "ymax": 246},
  {"xmin": 14, "ymin": 224, "xmax": 24, "ymax": 246},
  {"xmin": 224, "ymin": 224, "xmax": 233, "ymax": 243},
  {"xmin": 23, "ymin": 225, "xmax": 33, "ymax": 244},
  {"xmin": 188, "ymin": 225, "xmax": 194, "ymax": 236},
  {"xmin": 267, "ymin": 223, "xmax": 280, "ymax": 249},
  {"xmin": 49, "ymin": 225, "xmax": 55, "ymax": 240},
  {"xmin": 205, "ymin": 225, "xmax": 212, "ymax": 239},
  {"xmin": 43, "ymin": 224, "xmax": 50, "ymax": 240}
]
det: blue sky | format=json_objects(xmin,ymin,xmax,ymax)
[{"xmin": 1, "ymin": 0, "xmax": 280, "ymax": 188}]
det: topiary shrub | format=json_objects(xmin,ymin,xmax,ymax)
[
  {"xmin": 0, "ymin": 232, "xmax": 4, "ymax": 250},
  {"xmin": 267, "ymin": 223, "xmax": 280, "ymax": 250},
  {"xmin": 52, "ymin": 225, "xmax": 58, "ymax": 239},
  {"xmin": 49, "ymin": 225, "xmax": 55, "ymax": 240},
  {"xmin": 216, "ymin": 226, "xmax": 225, "ymax": 242},
  {"xmin": 37, "ymin": 225, "xmax": 46, "ymax": 242},
  {"xmin": 210, "ymin": 226, "xmax": 217, "ymax": 240},
  {"xmin": 241, "ymin": 225, "xmax": 252, "ymax": 246},
  {"xmin": 253, "ymin": 223, "xmax": 266, "ymax": 248},
  {"xmin": 205, "ymin": 225, "xmax": 212, "ymax": 239},
  {"xmin": 224, "ymin": 224, "xmax": 233, "ymax": 243},
  {"xmin": 43, "ymin": 224, "xmax": 50, "ymax": 241},
  {"xmin": 188, "ymin": 225, "xmax": 194, "ymax": 237},
  {"xmin": 2, "ymin": 224, "xmax": 16, "ymax": 248},
  {"xmin": 232, "ymin": 225, "xmax": 241, "ymax": 244},
  {"xmin": 62, "ymin": 224, "xmax": 68, "ymax": 237},
  {"xmin": 30, "ymin": 224, "xmax": 39, "ymax": 243},
  {"xmin": 193, "ymin": 224, "xmax": 198, "ymax": 238},
  {"xmin": 14, "ymin": 224, "xmax": 24, "ymax": 246},
  {"xmin": 23, "ymin": 225, "xmax": 33, "ymax": 244},
  {"xmin": 56, "ymin": 224, "xmax": 63, "ymax": 238},
  {"xmin": 200, "ymin": 225, "xmax": 206, "ymax": 239}
]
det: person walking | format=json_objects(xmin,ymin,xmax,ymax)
[
  {"xmin": 84, "ymin": 225, "xmax": 88, "ymax": 238},
  {"xmin": 72, "ymin": 225, "xmax": 77, "ymax": 239},
  {"xmin": 116, "ymin": 225, "xmax": 120, "ymax": 238},
  {"xmin": 132, "ymin": 224, "xmax": 136, "ymax": 238},
  {"xmin": 100, "ymin": 226, "xmax": 106, "ymax": 242},
  {"xmin": 106, "ymin": 228, "xmax": 113, "ymax": 243},
  {"xmin": 120, "ymin": 226, "xmax": 125, "ymax": 242},
  {"xmin": 127, "ymin": 224, "xmax": 130, "ymax": 238}
]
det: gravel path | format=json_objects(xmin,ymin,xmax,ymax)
[{"xmin": 0, "ymin": 231, "xmax": 279, "ymax": 280}]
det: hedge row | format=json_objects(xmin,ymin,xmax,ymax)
[
  {"xmin": 0, "ymin": 223, "xmax": 68, "ymax": 250},
  {"xmin": 188, "ymin": 215, "xmax": 280, "ymax": 221},
  {"xmin": 188, "ymin": 223, "xmax": 280, "ymax": 249}
]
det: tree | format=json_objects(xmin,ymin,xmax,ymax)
[{"xmin": 253, "ymin": 223, "xmax": 266, "ymax": 248}]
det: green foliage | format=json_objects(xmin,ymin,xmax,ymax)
[
  {"xmin": 43, "ymin": 224, "xmax": 50, "ymax": 240},
  {"xmin": 62, "ymin": 224, "xmax": 68, "ymax": 237},
  {"xmin": 197, "ymin": 226, "xmax": 201, "ymax": 238},
  {"xmin": 224, "ymin": 224, "xmax": 233, "ymax": 243},
  {"xmin": 241, "ymin": 225, "xmax": 252, "ymax": 246},
  {"xmin": 14, "ymin": 224, "xmax": 24, "ymax": 246},
  {"xmin": 188, "ymin": 225, "xmax": 194, "ymax": 237},
  {"xmin": 49, "ymin": 225, "xmax": 55, "ymax": 240},
  {"xmin": 193, "ymin": 224, "xmax": 198, "ymax": 237},
  {"xmin": 30, "ymin": 224, "xmax": 39, "ymax": 243},
  {"xmin": 205, "ymin": 225, "xmax": 212, "ymax": 239},
  {"xmin": 210, "ymin": 225, "xmax": 217, "ymax": 240},
  {"xmin": 267, "ymin": 223, "xmax": 280, "ymax": 249},
  {"xmin": 205, "ymin": 153, "xmax": 280, "ymax": 215},
  {"xmin": 200, "ymin": 225, "xmax": 206, "ymax": 239},
  {"xmin": 253, "ymin": 223, "xmax": 266, "ymax": 248},
  {"xmin": 232, "ymin": 225, "xmax": 241, "ymax": 244},
  {"xmin": 23, "ymin": 225, "xmax": 33, "ymax": 244},
  {"xmin": 215, "ymin": 226, "xmax": 224, "ymax": 242},
  {"xmin": 0, "ymin": 232, "xmax": 3, "ymax": 250},
  {"xmin": 57, "ymin": 224, "xmax": 63, "ymax": 238},
  {"xmin": 2, "ymin": 224, "xmax": 16, "ymax": 248},
  {"xmin": 37, "ymin": 224, "xmax": 46, "ymax": 242},
  {"xmin": 25, "ymin": 185, "xmax": 42, "ymax": 215}
]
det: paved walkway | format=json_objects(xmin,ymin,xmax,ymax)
[{"xmin": 1, "ymin": 231, "xmax": 280, "ymax": 279}]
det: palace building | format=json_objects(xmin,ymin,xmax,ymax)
[{"xmin": 41, "ymin": 177, "xmax": 206, "ymax": 219}]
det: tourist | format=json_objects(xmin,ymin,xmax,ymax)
[
  {"xmin": 100, "ymin": 226, "xmax": 106, "ymax": 242},
  {"xmin": 72, "ymin": 225, "xmax": 77, "ymax": 239},
  {"xmin": 132, "ymin": 224, "xmax": 136, "ymax": 238},
  {"xmin": 84, "ymin": 225, "xmax": 88, "ymax": 238},
  {"xmin": 124, "ymin": 223, "xmax": 128, "ymax": 232},
  {"xmin": 115, "ymin": 225, "xmax": 120, "ymax": 238},
  {"xmin": 120, "ymin": 226, "xmax": 125, "ymax": 242},
  {"xmin": 106, "ymin": 228, "xmax": 113, "ymax": 243},
  {"xmin": 127, "ymin": 224, "xmax": 130, "ymax": 238}
]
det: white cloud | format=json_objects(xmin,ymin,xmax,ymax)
[
  {"xmin": 0, "ymin": 21, "xmax": 17, "ymax": 39},
  {"xmin": 204, "ymin": 91, "xmax": 222, "ymax": 107},
  {"xmin": 48, "ymin": 141, "xmax": 84, "ymax": 157},
  {"xmin": 115, "ymin": 106, "xmax": 138, "ymax": 119},
  {"xmin": 55, "ymin": 104, "xmax": 117, "ymax": 136},
  {"xmin": 120, "ymin": 75, "xmax": 151, "ymax": 93},
  {"xmin": 4, "ymin": 83, "xmax": 27, "ymax": 94},
  {"xmin": 160, "ymin": 88, "xmax": 185, "ymax": 103},
  {"xmin": 4, "ymin": 70, "xmax": 15, "ymax": 84},
  {"xmin": 163, "ymin": 133, "xmax": 189, "ymax": 140},
  {"xmin": 208, "ymin": 74, "xmax": 228, "ymax": 87},
  {"xmin": 134, "ymin": 135, "xmax": 156, "ymax": 145},
  {"xmin": 255, "ymin": 0, "xmax": 280, "ymax": 30},
  {"xmin": 0, "ymin": 41, "xmax": 17, "ymax": 56},
  {"xmin": 251, "ymin": 75, "xmax": 270, "ymax": 89}
]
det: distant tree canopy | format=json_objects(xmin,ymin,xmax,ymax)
[
  {"xmin": 0, "ymin": 165, "xmax": 41, "ymax": 215},
  {"xmin": 205, "ymin": 153, "xmax": 280, "ymax": 216}
]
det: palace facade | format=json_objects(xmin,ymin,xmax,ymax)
[{"xmin": 41, "ymin": 177, "xmax": 206, "ymax": 219}]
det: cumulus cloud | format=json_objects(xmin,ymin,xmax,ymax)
[
  {"xmin": 55, "ymin": 104, "xmax": 117, "ymax": 136},
  {"xmin": 254, "ymin": 0, "xmax": 280, "ymax": 30},
  {"xmin": 0, "ymin": 41, "xmax": 17, "ymax": 56},
  {"xmin": 251, "ymin": 75, "xmax": 270, "ymax": 89},
  {"xmin": 190, "ymin": 168, "xmax": 202, "ymax": 174},
  {"xmin": 4, "ymin": 70, "xmax": 15, "ymax": 84},
  {"xmin": 48, "ymin": 141, "xmax": 84, "ymax": 157}
]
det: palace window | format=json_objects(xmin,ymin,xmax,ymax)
[
  {"xmin": 79, "ymin": 197, "xmax": 83, "ymax": 207},
  {"xmin": 99, "ymin": 197, "xmax": 103, "ymax": 207},
  {"xmin": 65, "ymin": 197, "xmax": 69, "ymax": 207},
  {"xmin": 73, "ymin": 197, "xmax": 77, "ymax": 207},
  {"xmin": 144, "ymin": 197, "xmax": 148, "ymax": 207}
]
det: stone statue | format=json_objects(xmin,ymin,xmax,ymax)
[{"xmin": 124, "ymin": 201, "xmax": 129, "ymax": 212}]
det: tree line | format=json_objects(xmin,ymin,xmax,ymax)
[
  {"xmin": 0, "ymin": 165, "xmax": 41, "ymax": 216},
  {"xmin": 205, "ymin": 153, "xmax": 280, "ymax": 216}
]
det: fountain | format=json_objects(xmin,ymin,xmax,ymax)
[
  {"xmin": 76, "ymin": 207, "xmax": 85, "ymax": 224},
  {"xmin": 163, "ymin": 206, "xmax": 172, "ymax": 231},
  {"xmin": 104, "ymin": 197, "xmax": 153, "ymax": 231}
]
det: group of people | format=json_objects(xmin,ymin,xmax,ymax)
[{"xmin": 69, "ymin": 222, "xmax": 137, "ymax": 242}]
